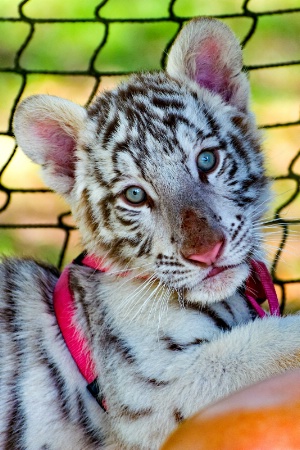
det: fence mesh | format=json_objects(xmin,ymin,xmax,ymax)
[{"xmin": 0, "ymin": 0, "xmax": 299, "ymax": 311}]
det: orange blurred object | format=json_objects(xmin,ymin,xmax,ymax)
[{"xmin": 161, "ymin": 369, "xmax": 300, "ymax": 450}]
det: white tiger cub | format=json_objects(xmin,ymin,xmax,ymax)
[{"xmin": 1, "ymin": 16, "xmax": 299, "ymax": 450}]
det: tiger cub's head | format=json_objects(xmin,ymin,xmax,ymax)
[{"xmin": 14, "ymin": 18, "xmax": 269, "ymax": 304}]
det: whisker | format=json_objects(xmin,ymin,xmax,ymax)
[
  {"xmin": 148, "ymin": 281, "xmax": 166, "ymax": 323},
  {"xmin": 123, "ymin": 275, "xmax": 158, "ymax": 318},
  {"xmin": 156, "ymin": 286, "xmax": 172, "ymax": 336},
  {"xmin": 129, "ymin": 284, "xmax": 157, "ymax": 324}
]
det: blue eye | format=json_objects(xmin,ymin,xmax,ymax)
[
  {"xmin": 124, "ymin": 186, "xmax": 147, "ymax": 204},
  {"xmin": 197, "ymin": 150, "xmax": 218, "ymax": 173}
]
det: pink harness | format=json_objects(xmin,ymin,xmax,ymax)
[
  {"xmin": 53, "ymin": 255, "xmax": 280, "ymax": 409},
  {"xmin": 53, "ymin": 253, "xmax": 107, "ymax": 409}
]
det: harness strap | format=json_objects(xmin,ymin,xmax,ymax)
[
  {"xmin": 53, "ymin": 252, "xmax": 107, "ymax": 409},
  {"xmin": 245, "ymin": 260, "xmax": 281, "ymax": 317}
]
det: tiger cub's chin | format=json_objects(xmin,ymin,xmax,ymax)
[{"xmin": 186, "ymin": 263, "xmax": 249, "ymax": 304}]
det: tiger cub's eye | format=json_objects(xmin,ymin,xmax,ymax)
[
  {"xmin": 197, "ymin": 150, "xmax": 218, "ymax": 173},
  {"xmin": 124, "ymin": 186, "xmax": 147, "ymax": 205}
]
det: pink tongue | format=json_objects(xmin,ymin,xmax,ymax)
[{"xmin": 207, "ymin": 267, "xmax": 226, "ymax": 278}]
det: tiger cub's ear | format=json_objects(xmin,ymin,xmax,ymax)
[
  {"xmin": 13, "ymin": 95, "xmax": 87, "ymax": 199},
  {"xmin": 166, "ymin": 17, "xmax": 249, "ymax": 112}
]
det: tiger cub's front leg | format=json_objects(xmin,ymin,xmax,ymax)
[
  {"xmin": 101, "ymin": 304, "xmax": 300, "ymax": 450},
  {"xmin": 169, "ymin": 315, "xmax": 300, "ymax": 419}
]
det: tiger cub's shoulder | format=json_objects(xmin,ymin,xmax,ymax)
[{"xmin": 0, "ymin": 257, "xmax": 59, "ymax": 310}]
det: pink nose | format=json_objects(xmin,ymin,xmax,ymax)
[{"xmin": 187, "ymin": 240, "xmax": 224, "ymax": 266}]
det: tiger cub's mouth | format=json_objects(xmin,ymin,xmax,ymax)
[{"xmin": 204, "ymin": 265, "xmax": 236, "ymax": 279}]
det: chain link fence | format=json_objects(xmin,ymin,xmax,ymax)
[{"xmin": 0, "ymin": 0, "xmax": 299, "ymax": 310}]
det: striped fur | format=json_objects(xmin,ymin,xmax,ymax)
[{"xmin": 4, "ymin": 17, "xmax": 300, "ymax": 449}]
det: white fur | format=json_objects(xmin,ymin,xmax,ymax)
[{"xmin": 8, "ymin": 17, "xmax": 300, "ymax": 450}]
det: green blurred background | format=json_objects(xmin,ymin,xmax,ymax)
[{"xmin": 0, "ymin": 0, "xmax": 299, "ymax": 306}]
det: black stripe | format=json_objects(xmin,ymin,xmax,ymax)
[
  {"xmin": 76, "ymin": 392, "xmax": 105, "ymax": 445},
  {"xmin": 37, "ymin": 341, "xmax": 73, "ymax": 420},
  {"xmin": 115, "ymin": 205, "xmax": 140, "ymax": 216},
  {"xmin": 182, "ymin": 299, "xmax": 232, "ymax": 330},
  {"xmin": 163, "ymin": 113, "xmax": 198, "ymax": 132},
  {"xmin": 81, "ymin": 188, "xmax": 100, "ymax": 235},
  {"xmin": 102, "ymin": 328, "xmax": 136, "ymax": 364},
  {"xmin": 136, "ymin": 236, "xmax": 153, "ymax": 257},
  {"xmin": 231, "ymin": 115, "xmax": 262, "ymax": 155},
  {"xmin": 2, "ymin": 263, "xmax": 20, "ymax": 334},
  {"xmin": 231, "ymin": 237, "xmax": 251, "ymax": 255},
  {"xmin": 226, "ymin": 179, "xmax": 239, "ymax": 186},
  {"xmin": 199, "ymin": 171, "xmax": 209, "ymax": 184},
  {"xmin": 231, "ymin": 222, "xmax": 243, "ymax": 242},
  {"xmin": 119, "ymin": 404, "xmax": 153, "ymax": 421},
  {"xmin": 146, "ymin": 377, "xmax": 170, "ymax": 387},
  {"xmin": 134, "ymin": 370, "xmax": 171, "ymax": 388},
  {"xmin": 110, "ymin": 235, "xmax": 142, "ymax": 258},
  {"xmin": 220, "ymin": 300, "xmax": 234, "ymax": 318},
  {"xmin": 115, "ymin": 214, "xmax": 137, "ymax": 227},
  {"xmin": 111, "ymin": 140, "xmax": 132, "ymax": 164},
  {"xmin": 69, "ymin": 269, "xmax": 94, "ymax": 340},
  {"xmin": 226, "ymin": 159, "xmax": 238, "ymax": 180},
  {"xmin": 200, "ymin": 305, "xmax": 232, "ymax": 331},
  {"xmin": 89, "ymin": 151, "xmax": 114, "ymax": 189},
  {"xmin": 93, "ymin": 163, "xmax": 111, "ymax": 188},
  {"xmin": 101, "ymin": 116, "xmax": 120, "ymax": 147},
  {"xmin": 156, "ymin": 254, "xmax": 184, "ymax": 267},
  {"xmin": 4, "ymin": 383, "xmax": 26, "ymax": 450},
  {"xmin": 88, "ymin": 91, "xmax": 112, "ymax": 122},
  {"xmin": 235, "ymin": 196, "xmax": 256, "ymax": 207},
  {"xmin": 162, "ymin": 336, "xmax": 209, "ymax": 352},
  {"xmin": 132, "ymin": 73, "xmax": 180, "ymax": 95},
  {"xmin": 216, "ymin": 162, "xmax": 229, "ymax": 181},
  {"xmin": 36, "ymin": 261, "xmax": 60, "ymax": 280},
  {"xmin": 151, "ymin": 95, "xmax": 184, "ymax": 110},
  {"xmin": 241, "ymin": 173, "xmax": 268, "ymax": 191},
  {"xmin": 98, "ymin": 193, "xmax": 115, "ymax": 230},
  {"xmin": 202, "ymin": 107, "xmax": 221, "ymax": 137},
  {"xmin": 229, "ymin": 132, "xmax": 251, "ymax": 165},
  {"xmin": 231, "ymin": 115, "xmax": 249, "ymax": 135},
  {"xmin": 2, "ymin": 264, "xmax": 26, "ymax": 449},
  {"xmin": 174, "ymin": 409, "xmax": 185, "ymax": 424},
  {"xmin": 133, "ymin": 100, "xmax": 148, "ymax": 116}
]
